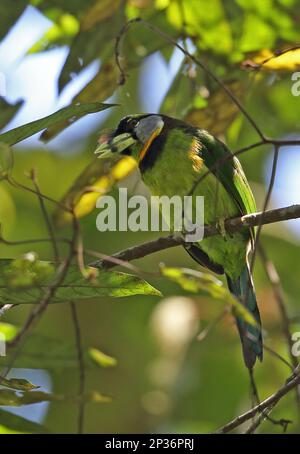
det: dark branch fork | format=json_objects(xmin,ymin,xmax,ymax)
[{"xmin": 216, "ymin": 365, "xmax": 300, "ymax": 433}]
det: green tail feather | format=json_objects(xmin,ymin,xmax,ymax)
[{"xmin": 227, "ymin": 265, "xmax": 263, "ymax": 369}]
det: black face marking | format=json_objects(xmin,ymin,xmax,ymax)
[
  {"xmin": 138, "ymin": 131, "xmax": 168, "ymax": 173},
  {"xmin": 113, "ymin": 115, "xmax": 149, "ymax": 139},
  {"xmin": 110, "ymin": 114, "xmax": 197, "ymax": 165},
  {"xmin": 111, "ymin": 115, "xmax": 150, "ymax": 156}
]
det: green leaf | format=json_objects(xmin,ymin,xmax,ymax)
[
  {"xmin": 88, "ymin": 390, "xmax": 111, "ymax": 403},
  {"xmin": 161, "ymin": 266, "xmax": 257, "ymax": 326},
  {"xmin": 72, "ymin": 59, "xmax": 119, "ymax": 104},
  {"xmin": 0, "ymin": 389, "xmax": 53, "ymax": 406},
  {"xmin": 3, "ymin": 253, "xmax": 55, "ymax": 289},
  {"xmin": 165, "ymin": 0, "xmax": 233, "ymax": 54},
  {"xmin": 0, "ymin": 186, "xmax": 16, "ymax": 233},
  {"xmin": 0, "ymin": 389, "xmax": 110, "ymax": 406},
  {"xmin": 0, "ymin": 102, "xmax": 115, "ymax": 145},
  {"xmin": 88, "ymin": 347, "xmax": 117, "ymax": 368},
  {"xmin": 0, "ymin": 322, "xmax": 117, "ymax": 371},
  {"xmin": 80, "ymin": 0, "xmax": 123, "ymax": 31},
  {"xmin": 54, "ymin": 156, "xmax": 136, "ymax": 225},
  {"xmin": 0, "ymin": 409, "xmax": 49, "ymax": 434},
  {"xmin": 0, "ymin": 99, "xmax": 24, "ymax": 131},
  {"xmin": 0, "ymin": 323, "xmax": 18, "ymax": 342},
  {"xmin": 0, "ymin": 258, "xmax": 161, "ymax": 304},
  {"xmin": 184, "ymin": 80, "xmax": 244, "ymax": 137},
  {"xmin": 0, "ymin": 377, "xmax": 40, "ymax": 391},
  {"xmin": 29, "ymin": 11, "xmax": 79, "ymax": 54},
  {"xmin": 239, "ymin": 14, "xmax": 275, "ymax": 52},
  {"xmin": 58, "ymin": 5, "xmax": 125, "ymax": 92},
  {"xmin": 160, "ymin": 63, "xmax": 195, "ymax": 118},
  {"xmin": 0, "ymin": 143, "xmax": 13, "ymax": 180},
  {"xmin": 122, "ymin": 13, "xmax": 179, "ymax": 69}
]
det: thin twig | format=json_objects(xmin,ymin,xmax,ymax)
[
  {"xmin": 30, "ymin": 169, "xmax": 60, "ymax": 262},
  {"xmin": 7, "ymin": 223, "xmax": 77, "ymax": 350},
  {"xmin": 70, "ymin": 302, "xmax": 85, "ymax": 435},
  {"xmin": 249, "ymin": 146, "xmax": 279, "ymax": 276},
  {"xmin": 197, "ymin": 308, "xmax": 228, "ymax": 342},
  {"xmin": 264, "ymin": 344, "xmax": 294, "ymax": 371},
  {"xmin": 4, "ymin": 214, "xmax": 78, "ymax": 377},
  {"xmin": 7, "ymin": 175, "xmax": 71, "ymax": 213},
  {"xmin": 248, "ymin": 367, "xmax": 290, "ymax": 432},
  {"xmin": 259, "ymin": 245, "xmax": 300, "ymax": 412},
  {"xmin": 115, "ymin": 18, "xmax": 266, "ymax": 140}
]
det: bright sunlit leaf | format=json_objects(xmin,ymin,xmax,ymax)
[
  {"xmin": 88, "ymin": 347, "xmax": 117, "ymax": 368},
  {"xmin": 242, "ymin": 47, "xmax": 300, "ymax": 71},
  {"xmin": 0, "ymin": 322, "xmax": 18, "ymax": 342},
  {"xmin": 54, "ymin": 156, "xmax": 137, "ymax": 225}
]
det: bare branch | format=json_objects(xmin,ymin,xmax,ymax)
[
  {"xmin": 90, "ymin": 204, "xmax": 300, "ymax": 269},
  {"xmin": 216, "ymin": 365, "xmax": 300, "ymax": 433},
  {"xmin": 249, "ymin": 146, "xmax": 279, "ymax": 275},
  {"xmin": 70, "ymin": 302, "xmax": 85, "ymax": 435},
  {"xmin": 30, "ymin": 169, "xmax": 60, "ymax": 262}
]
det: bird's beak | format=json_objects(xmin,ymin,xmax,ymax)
[{"xmin": 95, "ymin": 133, "xmax": 137, "ymax": 159}]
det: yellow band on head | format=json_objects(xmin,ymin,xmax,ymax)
[{"xmin": 139, "ymin": 126, "xmax": 163, "ymax": 163}]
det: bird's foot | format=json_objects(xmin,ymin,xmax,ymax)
[{"xmin": 216, "ymin": 217, "xmax": 227, "ymax": 239}]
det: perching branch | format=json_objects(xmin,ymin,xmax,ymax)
[
  {"xmin": 216, "ymin": 365, "xmax": 300, "ymax": 433},
  {"xmin": 90, "ymin": 204, "xmax": 300, "ymax": 269},
  {"xmin": 0, "ymin": 15, "xmax": 299, "ymax": 435}
]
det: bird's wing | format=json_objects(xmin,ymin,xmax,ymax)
[{"xmin": 196, "ymin": 130, "xmax": 257, "ymax": 218}]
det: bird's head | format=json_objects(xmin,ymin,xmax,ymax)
[{"xmin": 95, "ymin": 114, "xmax": 165, "ymax": 164}]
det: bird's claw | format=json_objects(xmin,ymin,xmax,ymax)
[{"xmin": 216, "ymin": 217, "xmax": 227, "ymax": 239}]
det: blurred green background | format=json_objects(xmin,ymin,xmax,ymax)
[{"xmin": 0, "ymin": 0, "xmax": 300, "ymax": 434}]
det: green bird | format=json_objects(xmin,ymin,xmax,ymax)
[{"xmin": 95, "ymin": 114, "xmax": 262, "ymax": 369}]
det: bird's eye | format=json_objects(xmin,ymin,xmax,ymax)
[{"xmin": 128, "ymin": 119, "xmax": 138, "ymax": 129}]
